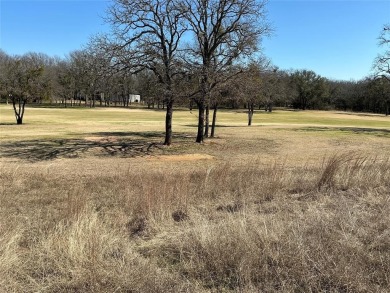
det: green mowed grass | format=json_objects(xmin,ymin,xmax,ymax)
[
  {"xmin": 1, "ymin": 104, "xmax": 389, "ymax": 135},
  {"xmin": 0, "ymin": 104, "xmax": 388, "ymax": 163},
  {"xmin": 0, "ymin": 106, "xmax": 169, "ymax": 140}
]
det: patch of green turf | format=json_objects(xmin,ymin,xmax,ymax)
[{"xmin": 1, "ymin": 105, "xmax": 388, "ymax": 143}]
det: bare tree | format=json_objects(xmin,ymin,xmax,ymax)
[
  {"xmin": 55, "ymin": 58, "xmax": 75, "ymax": 107},
  {"xmin": 243, "ymin": 65, "xmax": 263, "ymax": 126},
  {"xmin": 102, "ymin": 0, "xmax": 187, "ymax": 145},
  {"xmin": 372, "ymin": 24, "xmax": 390, "ymax": 116},
  {"xmin": 373, "ymin": 24, "xmax": 390, "ymax": 81},
  {"xmin": 2, "ymin": 53, "xmax": 48, "ymax": 124},
  {"xmin": 67, "ymin": 50, "xmax": 91, "ymax": 106},
  {"xmin": 137, "ymin": 71, "xmax": 160, "ymax": 108},
  {"xmin": 0, "ymin": 50, "xmax": 11, "ymax": 105},
  {"xmin": 181, "ymin": 0, "xmax": 270, "ymax": 142},
  {"xmin": 230, "ymin": 62, "xmax": 265, "ymax": 126}
]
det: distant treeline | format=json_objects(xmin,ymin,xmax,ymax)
[{"xmin": 0, "ymin": 50, "xmax": 389, "ymax": 116}]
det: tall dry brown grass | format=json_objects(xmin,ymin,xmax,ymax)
[{"xmin": 0, "ymin": 153, "xmax": 389, "ymax": 292}]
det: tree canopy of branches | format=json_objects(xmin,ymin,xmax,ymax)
[
  {"xmin": 372, "ymin": 24, "xmax": 390, "ymax": 116},
  {"xmin": 373, "ymin": 24, "xmax": 390, "ymax": 81},
  {"xmin": 0, "ymin": 52, "xmax": 50, "ymax": 124},
  {"xmin": 290, "ymin": 70, "xmax": 328, "ymax": 110},
  {"xmin": 102, "ymin": 0, "xmax": 187, "ymax": 145},
  {"xmin": 182, "ymin": 0, "xmax": 271, "ymax": 142}
]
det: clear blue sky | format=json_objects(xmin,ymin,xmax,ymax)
[{"xmin": 0, "ymin": 0, "xmax": 389, "ymax": 81}]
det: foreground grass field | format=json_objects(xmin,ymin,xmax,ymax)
[{"xmin": 0, "ymin": 105, "xmax": 389, "ymax": 292}]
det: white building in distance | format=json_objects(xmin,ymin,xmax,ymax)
[{"xmin": 129, "ymin": 94, "xmax": 141, "ymax": 103}]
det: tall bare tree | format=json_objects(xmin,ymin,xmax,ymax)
[
  {"xmin": 181, "ymin": 0, "xmax": 270, "ymax": 142},
  {"xmin": 373, "ymin": 24, "xmax": 390, "ymax": 81},
  {"xmin": 242, "ymin": 64, "xmax": 263, "ymax": 126},
  {"xmin": 68, "ymin": 50, "xmax": 91, "ymax": 106},
  {"xmin": 103, "ymin": 0, "xmax": 187, "ymax": 145},
  {"xmin": 372, "ymin": 24, "xmax": 390, "ymax": 116}
]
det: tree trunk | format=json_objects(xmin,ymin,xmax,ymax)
[
  {"xmin": 268, "ymin": 102, "xmax": 273, "ymax": 113},
  {"xmin": 204, "ymin": 104, "xmax": 210, "ymax": 138},
  {"xmin": 301, "ymin": 97, "xmax": 307, "ymax": 110},
  {"xmin": 210, "ymin": 103, "xmax": 218, "ymax": 138},
  {"xmin": 12, "ymin": 97, "xmax": 26, "ymax": 125},
  {"xmin": 196, "ymin": 101, "xmax": 205, "ymax": 143},
  {"xmin": 248, "ymin": 103, "xmax": 254, "ymax": 126},
  {"xmin": 164, "ymin": 99, "xmax": 174, "ymax": 145}
]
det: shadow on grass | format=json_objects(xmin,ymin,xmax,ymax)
[
  {"xmin": 88, "ymin": 131, "xmax": 195, "ymax": 142},
  {"xmin": 297, "ymin": 126, "xmax": 390, "ymax": 137},
  {"xmin": 0, "ymin": 131, "xmax": 194, "ymax": 162},
  {"xmin": 183, "ymin": 124, "xmax": 264, "ymax": 128},
  {"xmin": 0, "ymin": 123, "xmax": 18, "ymax": 126},
  {"xmin": 90, "ymin": 131, "xmax": 193, "ymax": 139}
]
